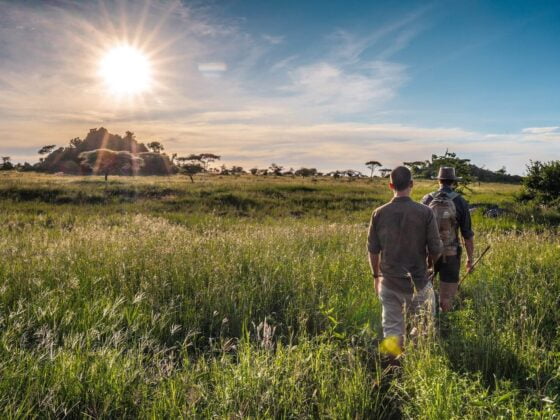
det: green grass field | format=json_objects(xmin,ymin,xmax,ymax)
[{"xmin": 0, "ymin": 172, "xmax": 558, "ymax": 418}]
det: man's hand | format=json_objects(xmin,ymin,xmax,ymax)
[
  {"xmin": 374, "ymin": 276, "xmax": 381, "ymax": 296},
  {"xmin": 466, "ymin": 259, "xmax": 474, "ymax": 273}
]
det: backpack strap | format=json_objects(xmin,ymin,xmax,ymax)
[
  {"xmin": 433, "ymin": 190, "xmax": 459, "ymax": 201},
  {"xmin": 447, "ymin": 191, "xmax": 459, "ymax": 201}
]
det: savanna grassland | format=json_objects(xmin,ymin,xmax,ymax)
[{"xmin": 0, "ymin": 172, "xmax": 559, "ymax": 418}]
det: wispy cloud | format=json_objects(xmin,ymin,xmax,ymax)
[
  {"xmin": 262, "ymin": 34, "xmax": 284, "ymax": 45},
  {"xmin": 284, "ymin": 61, "xmax": 406, "ymax": 115}
]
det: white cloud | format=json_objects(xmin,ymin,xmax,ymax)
[
  {"xmin": 262, "ymin": 34, "xmax": 284, "ymax": 45},
  {"xmin": 284, "ymin": 61, "xmax": 406, "ymax": 115},
  {"xmin": 520, "ymin": 127, "xmax": 560, "ymax": 142},
  {"xmin": 521, "ymin": 126, "xmax": 559, "ymax": 134},
  {"xmin": 198, "ymin": 62, "xmax": 228, "ymax": 72}
]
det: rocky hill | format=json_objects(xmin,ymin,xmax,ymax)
[{"xmin": 38, "ymin": 128, "xmax": 176, "ymax": 175}]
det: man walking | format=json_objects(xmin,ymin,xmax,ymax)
[
  {"xmin": 368, "ymin": 166, "xmax": 443, "ymax": 352},
  {"xmin": 422, "ymin": 167, "xmax": 475, "ymax": 312}
]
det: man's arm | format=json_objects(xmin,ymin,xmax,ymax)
[
  {"xmin": 456, "ymin": 196, "xmax": 475, "ymax": 272},
  {"xmin": 367, "ymin": 210, "xmax": 382, "ymax": 295},
  {"xmin": 464, "ymin": 237, "xmax": 474, "ymax": 272},
  {"xmin": 368, "ymin": 252, "xmax": 381, "ymax": 296}
]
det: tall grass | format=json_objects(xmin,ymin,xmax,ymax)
[{"xmin": 0, "ymin": 173, "xmax": 558, "ymax": 417}]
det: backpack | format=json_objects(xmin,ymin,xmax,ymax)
[{"xmin": 428, "ymin": 191, "xmax": 459, "ymax": 256}]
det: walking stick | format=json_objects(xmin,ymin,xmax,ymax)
[{"xmin": 458, "ymin": 245, "xmax": 491, "ymax": 286}]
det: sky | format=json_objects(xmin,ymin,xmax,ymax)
[{"xmin": 1, "ymin": 0, "xmax": 559, "ymax": 174}]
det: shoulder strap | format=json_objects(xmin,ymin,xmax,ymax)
[{"xmin": 447, "ymin": 191, "xmax": 459, "ymax": 200}]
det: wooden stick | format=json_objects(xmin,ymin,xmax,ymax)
[{"xmin": 458, "ymin": 245, "xmax": 491, "ymax": 285}]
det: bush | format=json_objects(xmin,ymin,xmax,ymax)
[{"xmin": 521, "ymin": 160, "xmax": 560, "ymax": 205}]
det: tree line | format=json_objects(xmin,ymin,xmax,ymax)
[{"xmin": 0, "ymin": 128, "xmax": 542, "ymax": 190}]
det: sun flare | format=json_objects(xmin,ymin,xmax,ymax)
[{"xmin": 99, "ymin": 45, "xmax": 152, "ymax": 96}]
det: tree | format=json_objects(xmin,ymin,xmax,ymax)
[
  {"xmin": 69, "ymin": 137, "xmax": 83, "ymax": 148},
  {"xmin": 403, "ymin": 161, "xmax": 427, "ymax": 176},
  {"xmin": 180, "ymin": 163, "xmax": 204, "ymax": 183},
  {"xmin": 181, "ymin": 153, "xmax": 221, "ymax": 171},
  {"xmin": 283, "ymin": 167, "xmax": 295, "ymax": 176},
  {"xmin": 403, "ymin": 150, "xmax": 473, "ymax": 190},
  {"xmin": 198, "ymin": 153, "xmax": 220, "ymax": 171},
  {"xmin": 250, "ymin": 168, "xmax": 259, "ymax": 175},
  {"xmin": 365, "ymin": 160, "xmax": 382, "ymax": 178},
  {"xmin": 521, "ymin": 160, "xmax": 560, "ymax": 205},
  {"xmin": 38, "ymin": 145, "xmax": 56, "ymax": 156},
  {"xmin": 269, "ymin": 163, "xmax": 283, "ymax": 176},
  {"xmin": 177, "ymin": 156, "xmax": 205, "ymax": 182},
  {"xmin": 379, "ymin": 168, "xmax": 392, "ymax": 177},
  {"xmin": 147, "ymin": 141, "xmax": 164, "ymax": 153},
  {"xmin": 79, "ymin": 149, "xmax": 144, "ymax": 182},
  {"xmin": 294, "ymin": 167, "xmax": 318, "ymax": 177},
  {"xmin": 0, "ymin": 156, "xmax": 13, "ymax": 171}
]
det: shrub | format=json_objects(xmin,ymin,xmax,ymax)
[{"xmin": 521, "ymin": 160, "xmax": 560, "ymax": 205}]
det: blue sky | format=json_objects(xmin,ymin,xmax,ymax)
[{"xmin": 1, "ymin": 0, "xmax": 559, "ymax": 174}]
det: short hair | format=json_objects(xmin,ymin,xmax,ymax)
[{"xmin": 390, "ymin": 166, "xmax": 412, "ymax": 191}]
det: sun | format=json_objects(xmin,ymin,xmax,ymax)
[{"xmin": 99, "ymin": 45, "xmax": 152, "ymax": 96}]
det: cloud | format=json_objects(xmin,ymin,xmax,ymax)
[
  {"xmin": 197, "ymin": 62, "xmax": 228, "ymax": 72},
  {"xmin": 521, "ymin": 127, "xmax": 560, "ymax": 142},
  {"xmin": 522, "ymin": 126, "xmax": 559, "ymax": 134},
  {"xmin": 284, "ymin": 61, "xmax": 406, "ymax": 114},
  {"xmin": 262, "ymin": 34, "xmax": 284, "ymax": 45}
]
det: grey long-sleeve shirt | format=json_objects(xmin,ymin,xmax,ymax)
[{"xmin": 368, "ymin": 196, "xmax": 443, "ymax": 294}]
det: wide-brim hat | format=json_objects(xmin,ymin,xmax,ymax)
[{"xmin": 432, "ymin": 166, "xmax": 462, "ymax": 181}]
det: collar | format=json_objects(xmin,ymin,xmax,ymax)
[{"xmin": 391, "ymin": 196, "xmax": 412, "ymax": 203}]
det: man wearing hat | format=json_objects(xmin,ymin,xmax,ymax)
[{"xmin": 421, "ymin": 167, "xmax": 475, "ymax": 312}]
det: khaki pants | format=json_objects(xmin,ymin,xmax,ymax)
[{"xmin": 379, "ymin": 283, "xmax": 435, "ymax": 341}]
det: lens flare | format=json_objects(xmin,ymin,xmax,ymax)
[{"xmin": 379, "ymin": 336, "xmax": 403, "ymax": 356}]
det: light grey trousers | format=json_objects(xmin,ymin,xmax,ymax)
[{"xmin": 379, "ymin": 282, "xmax": 435, "ymax": 340}]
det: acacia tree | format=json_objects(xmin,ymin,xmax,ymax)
[
  {"xmin": 79, "ymin": 149, "xmax": 144, "ymax": 182},
  {"xmin": 147, "ymin": 141, "xmax": 164, "ymax": 153},
  {"xmin": 365, "ymin": 160, "xmax": 382, "ymax": 178},
  {"xmin": 176, "ymin": 156, "xmax": 204, "ymax": 183},
  {"xmin": 38, "ymin": 145, "xmax": 56, "ymax": 156},
  {"xmin": 198, "ymin": 153, "xmax": 220, "ymax": 171},
  {"xmin": 379, "ymin": 168, "xmax": 392, "ymax": 177},
  {"xmin": 180, "ymin": 153, "xmax": 221, "ymax": 172}
]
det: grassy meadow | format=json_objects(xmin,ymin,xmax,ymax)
[{"xmin": 0, "ymin": 172, "xmax": 559, "ymax": 418}]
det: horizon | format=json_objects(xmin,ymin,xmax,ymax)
[{"xmin": 1, "ymin": 0, "xmax": 560, "ymax": 175}]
